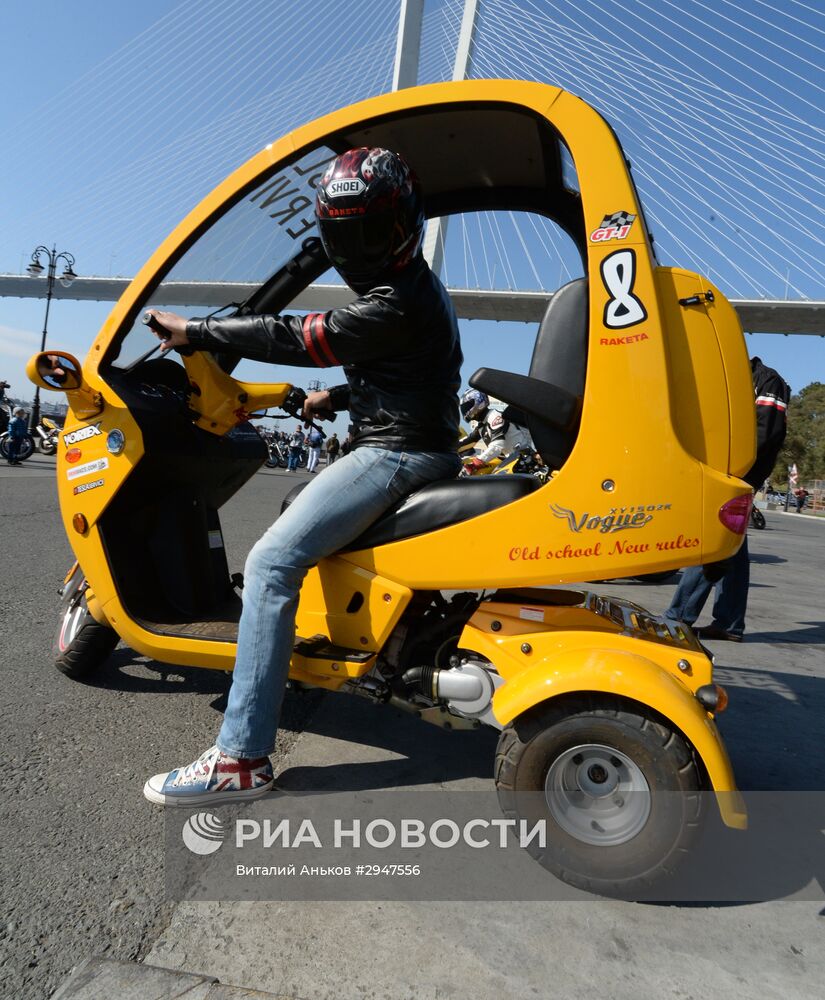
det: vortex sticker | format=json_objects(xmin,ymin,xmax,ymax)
[{"xmin": 181, "ymin": 812, "xmax": 225, "ymax": 856}]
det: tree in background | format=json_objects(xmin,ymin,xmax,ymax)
[{"xmin": 774, "ymin": 382, "xmax": 825, "ymax": 483}]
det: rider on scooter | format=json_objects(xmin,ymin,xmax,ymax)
[
  {"xmin": 459, "ymin": 389, "xmax": 530, "ymax": 474},
  {"xmin": 142, "ymin": 147, "xmax": 463, "ymax": 806}
]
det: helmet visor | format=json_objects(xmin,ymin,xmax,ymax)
[{"xmin": 319, "ymin": 209, "xmax": 396, "ymax": 274}]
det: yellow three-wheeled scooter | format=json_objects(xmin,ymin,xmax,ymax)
[{"xmin": 30, "ymin": 80, "xmax": 755, "ymax": 895}]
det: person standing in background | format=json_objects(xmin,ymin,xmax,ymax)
[
  {"xmin": 287, "ymin": 426, "xmax": 305, "ymax": 472},
  {"xmin": 325, "ymin": 432, "xmax": 340, "ymax": 465},
  {"xmin": 665, "ymin": 357, "xmax": 790, "ymax": 642},
  {"xmin": 6, "ymin": 407, "xmax": 28, "ymax": 466},
  {"xmin": 306, "ymin": 424, "xmax": 323, "ymax": 473}
]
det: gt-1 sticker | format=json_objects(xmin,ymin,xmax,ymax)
[
  {"xmin": 590, "ymin": 211, "xmax": 636, "ymax": 243},
  {"xmin": 601, "ymin": 248, "xmax": 647, "ymax": 329},
  {"xmin": 66, "ymin": 457, "xmax": 109, "ymax": 480},
  {"xmin": 63, "ymin": 422, "xmax": 102, "ymax": 446},
  {"xmin": 73, "ymin": 478, "xmax": 104, "ymax": 496}
]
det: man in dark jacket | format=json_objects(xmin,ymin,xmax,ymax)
[
  {"xmin": 665, "ymin": 356, "xmax": 790, "ymax": 642},
  {"xmin": 142, "ymin": 148, "xmax": 462, "ymax": 806}
]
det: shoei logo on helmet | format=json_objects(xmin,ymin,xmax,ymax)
[
  {"xmin": 182, "ymin": 812, "xmax": 225, "ymax": 855},
  {"xmin": 327, "ymin": 177, "xmax": 365, "ymax": 198}
]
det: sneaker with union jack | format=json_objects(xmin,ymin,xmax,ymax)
[{"xmin": 143, "ymin": 745, "xmax": 274, "ymax": 806}]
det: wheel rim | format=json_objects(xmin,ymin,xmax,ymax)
[{"xmin": 544, "ymin": 743, "xmax": 651, "ymax": 846}]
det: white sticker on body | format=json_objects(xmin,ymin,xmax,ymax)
[
  {"xmin": 66, "ymin": 457, "xmax": 109, "ymax": 480},
  {"xmin": 519, "ymin": 607, "xmax": 545, "ymax": 622}
]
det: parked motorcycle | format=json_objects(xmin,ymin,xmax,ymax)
[
  {"xmin": 0, "ymin": 416, "xmax": 35, "ymax": 462},
  {"xmin": 258, "ymin": 428, "xmax": 288, "ymax": 468},
  {"xmin": 0, "ymin": 391, "xmax": 35, "ymax": 462},
  {"xmin": 750, "ymin": 506, "xmax": 766, "ymax": 530},
  {"xmin": 33, "ymin": 415, "xmax": 62, "ymax": 455}
]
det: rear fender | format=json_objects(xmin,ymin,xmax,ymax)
[{"xmin": 462, "ymin": 624, "xmax": 746, "ymax": 829}]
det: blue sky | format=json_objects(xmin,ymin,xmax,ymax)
[{"xmin": 0, "ymin": 0, "xmax": 822, "ymax": 411}]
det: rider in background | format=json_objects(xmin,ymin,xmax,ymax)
[{"xmin": 458, "ymin": 389, "xmax": 530, "ymax": 474}]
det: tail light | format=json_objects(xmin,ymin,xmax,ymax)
[{"xmin": 718, "ymin": 494, "xmax": 752, "ymax": 535}]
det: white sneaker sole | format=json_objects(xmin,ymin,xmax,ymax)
[{"xmin": 143, "ymin": 778, "xmax": 274, "ymax": 807}]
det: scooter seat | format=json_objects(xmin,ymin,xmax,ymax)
[{"xmin": 281, "ymin": 474, "xmax": 540, "ymax": 551}]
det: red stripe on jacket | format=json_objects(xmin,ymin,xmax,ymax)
[
  {"xmin": 312, "ymin": 312, "xmax": 340, "ymax": 367},
  {"xmin": 302, "ymin": 314, "xmax": 326, "ymax": 367}
]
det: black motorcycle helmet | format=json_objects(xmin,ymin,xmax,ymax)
[
  {"xmin": 460, "ymin": 389, "xmax": 489, "ymax": 423},
  {"xmin": 315, "ymin": 147, "xmax": 424, "ymax": 289}
]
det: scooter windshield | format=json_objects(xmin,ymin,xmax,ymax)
[{"xmin": 108, "ymin": 145, "xmax": 338, "ymax": 371}]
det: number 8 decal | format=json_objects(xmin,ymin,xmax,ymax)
[{"xmin": 601, "ymin": 248, "xmax": 647, "ymax": 329}]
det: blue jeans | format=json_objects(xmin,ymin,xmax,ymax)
[
  {"xmin": 287, "ymin": 447, "xmax": 302, "ymax": 471},
  {"xmin": 7, "ymin": 436, "xmax": 22, "ymax": 462},
  {"xmin": 664, "ymin": 536, "xmax": 750, "ymax": 637},
  {"xmin": 217, "ymin": 447, "xmax": 461, "ymax": 757}
]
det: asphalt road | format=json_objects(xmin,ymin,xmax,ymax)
[
  {"xmin": 1, "ymin": 453, "xmax": 824, "ymax": 998},
  {"xmin": 0, "ymin": 454, "xmax": 320, "ymax": 1000}
]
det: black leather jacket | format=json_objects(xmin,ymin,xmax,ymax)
[
  {"xmin": 186, "ymin": 256, "xmax": 463, "ymax": 452},
  {"xmin": 747, "ymin": 357, "xmax": 790, "ymax": 489}
]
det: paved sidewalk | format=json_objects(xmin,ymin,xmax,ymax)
[{"xmin": 53, "ymin": 957, "xmax": 298, "ymax": 999}]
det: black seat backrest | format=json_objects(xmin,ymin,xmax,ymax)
[
  {"xmin": 527, "ymin": 278, "xmax": 588, "ymax": 468},
  {"xmin": 470, "ymin": 278, "xmax": 589, "ymax": 470}
]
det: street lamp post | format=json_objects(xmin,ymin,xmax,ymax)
[{"xmin": 25, "ymin": 245, "xmax": 77, "ymax": 431}]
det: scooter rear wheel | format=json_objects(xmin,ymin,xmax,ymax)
[
  {"xmin": 495, "ymin": 694, "xmax": 705, "ymax": 898},
  {"xmin": 53, "ymin": 575, "xmax": 118, "ymax": 679}
]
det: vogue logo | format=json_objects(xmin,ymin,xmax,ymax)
[{"xmin": 550, "ymin": 502, "xmax": 671, "ymax": 534}]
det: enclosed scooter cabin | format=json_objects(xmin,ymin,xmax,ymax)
[{"xmin": 30, "ymin": 79, "xmax": 755, "ymax": 669}]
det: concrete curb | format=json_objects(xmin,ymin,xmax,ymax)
[{"xmin": 51, "ymin": 957, "xmax": 301, "ymax": 1000}]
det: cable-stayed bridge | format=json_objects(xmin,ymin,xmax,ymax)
[{"xmin": 1, "ymin": 0, "xmax": 823, "ymax": 335}]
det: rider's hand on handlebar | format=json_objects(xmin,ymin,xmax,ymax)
[
  {"xmin": 464, "ymin": 456, "xmax": 488, "ymax": 474},
  {"xmin": 302, "ymin": 389, "xmax": 335, "ymax": 422},
  {"xmin": 145, "ymin": 310, "xmax": 190, "ymax": 352}
]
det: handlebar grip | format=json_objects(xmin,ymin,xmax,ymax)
[
  {"xmin": 140, "ymin": 312, "xmax": 169, "ymax": 340},
  {"xmin": 142, "ymin": 312, "xmax": 194, "ymax": 357}
]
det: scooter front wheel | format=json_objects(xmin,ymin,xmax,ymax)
[
  {"xmin": 53, "ymin": 573, "xmax": 118, "ymax": 679},
  {"xmin": 495, "ymin": 695, "xmax": 705, "ymax": 898}
]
